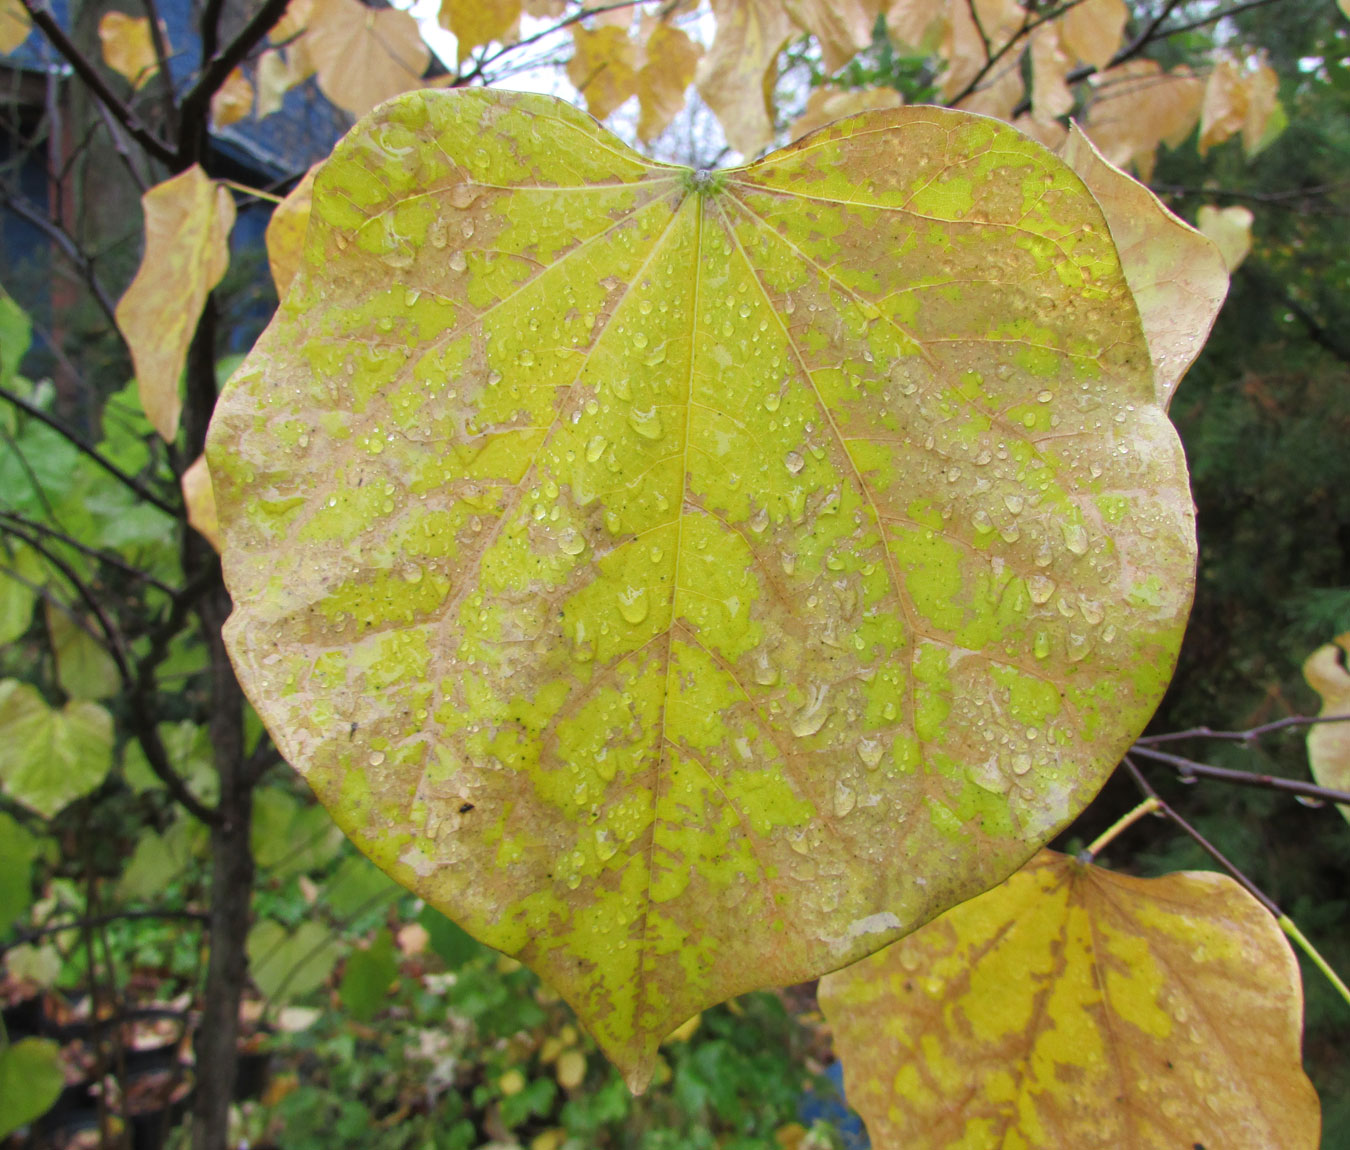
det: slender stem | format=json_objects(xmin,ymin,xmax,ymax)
[
  {"xmin": 1082, "ymin": 797, "xmax": 1162, "ymax": 860},
  {"xmin": 14, "ymin": 0, "xmax": 177, "ymax": 165},
  {"xmin": 1278, "ymin": 916, "xmax": 1350, "ymax": 1009},
  {"xmin": 0, "ymin": 189, "xmax": 119, "ymax": 324},
  {"xmin": 219, "ymin": 178, "xmax": 283, "ymax": 204},
  {"xmin": 454, "ymin": 0, "xmax": 647, "ymax": 87},
  {"xmin": 1136, "ymin": 713, "xmax": 1350, "ymax": 745},
  {"xmin": 1129, "ymin": 744, "xmax": 1350, "ymax": 807},
  {"xmin": 140, "ymin": 0, "xmax": 180, "ymax": 137},
  {"xmin": 1, "ymin": 909, "xmax": 208, "ymax": 957},
  {"xmin": 0, "ymin": 384, "xmax": 179, "ymax": 517},
  {"xmin": 0, "ymin": 510, "xmax": 177, "ymax": 595}
]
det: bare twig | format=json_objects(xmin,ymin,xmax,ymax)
[
  {"xmin": 0, "ymin": 188, "xmax": 119, "ymax": 324},
  {"xmin": 0, "ymin": 509, "xmax": 177, "ymax": 594},
  {"xmin": 1136, "ymin": 712, "xmax": 1350, "ymax": 745},
  {"xmin": 1129, "ymin": 743, "xmax": 1350, "ymax": 807},
  {"xmin": 1, "ymin": 909, "xmax": 208, "ymax": 957}
]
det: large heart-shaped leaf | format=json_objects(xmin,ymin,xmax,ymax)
[{"xmin": 207, "ymin": 91, "xmax": 1195, "ymax": 1088}]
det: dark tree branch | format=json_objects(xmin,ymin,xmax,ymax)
[
  {"xmin": 14, "ymin": 0, "xmax": 177, "ymax": 165},
  {"xmin": 0, "ymin": 188, "xmax": 119, "ymax": 324},
  {"xmin": 0, "ymin": 509, "xmax": 177, "ymax": 594},
  {"xmin": 139, "ymin": 0, "xmax": 180, "ymax": 137},
  {"xmin": 1, "ymin": 909, "xmax": 208, "ymax": 957},
  {"xmin": 1136, "ymin": 712, "xmax": 1350, "ymax": 745},
  {"xmin": 0, "ymin": 384, "xmax": 179, "ymax": 517},
  {"xmin": 1240, "ymin": 264, "xmax": 1350, "ymax": 368},
  {"xmin": 1129, "ymin": 743, "xmax": 1350, "ymax": 807}
]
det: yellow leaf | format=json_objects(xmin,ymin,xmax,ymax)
[
  {"xmin": 783, "ymin": 0, "xmax": 879, "ymax": 74},
  {"xmin": 567, "ymin": 24, "xmax": 638, "ymax": 122},
  {"xmin": 1241, "ymin": 62, "xmax": 1280, "ymax": 156},
  {"xmin": 210, "ymin": 67, "xmax": 254, "ymax": 129},
  {"xmin": 116, "ymin": 166, "xmax": 236, "ymax": 442},
  {"xmin": 1029, "ymin": 24, "xmax": 1074, "ymax": 123},
  {"xmin": 1085, "ymin": 60, "xmax": 1203, "ymax": 179},
  {"xmin": 265, "ymin": 164, "xmax": 319, "ymax": 298},
  {"xmin": 1196, "ymin": 204, "xmax": 1253, "ymax": 272},
  {"xmin": 269, "ymin": 0, "xmax": 313, "ymax": 43},
  {"xmin": 182, "ymin": 455, "xmax": 222, "ymax": 552},
  {"xmin": 98, "ymin": 11, "xmax": 161, "ymax": 90},
  {"xmin": 695, "ymin": 0, "xmax": 796, "ymax": 157},
  {"xmin": 0, "ymin": 0, "xmax": 31, "ymax": 55},
  {"xmin": 938, "ymin": 0, "xmax": 1025, "ymax": 106},
  {"xmin": 788, "ymin": 86, "xmax": 903, "ymax": 142},
  {"xmin": 303, "ymin": 0, "xmax": 429, "ymax": 119},
  {"xmin": 1059, "ymin": 125, "xmax": 1228, "ymax": 409},
  {"xmin": 256, "ymin": 49, "xmax": 297, "ymax": 119},
  {"xmin": 635, "ymin": 19, "xmax": 702, "ymax": 143},
  {"xmin": 439, "ymin": 0, "xmax": 520, "ymax": 64},
  {"xmin": 208, "ymin": 91, "xmax": 1196, "ymax": 1093},
  {"xmin": 523, "ymin": 0, "xmax": 564, "ymax": 16},
  {"xmin": 1199, "ymin": 56, "xmax": 1247, "ymax": 156},
  {"xmin": 1060, "ymin": 0, "xmax": 1126, "ymax": 71},
  {"xmin": 1303, "ymin": 633, "xmax": 1350, "ymax": 823},
  {"xmin": 555, "ymin": 1048, "xmax": 587, "ymax": 1089},
  {"xmin": 1342, "ymin": 0, "xmax": 1350, "ymax": 19},
  {"xmin": 820, "ymin": 851, "xmax": 1322, "ymax": 1149}
]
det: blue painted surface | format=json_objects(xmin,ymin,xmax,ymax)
[{"xmin": 799, "ymin": 1060, "xmax": 870, "ymax": 1149}]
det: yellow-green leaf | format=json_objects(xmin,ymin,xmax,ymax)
[
  {"xmin": 208, "ymin": 92, "xmax": 1196, "ymax": 1091},
  {"xmin": 0, "ymin": 542, "xmax": 43, "ymax": 645},
  {"xmin": 46, "ymin": 601, "xmax": 120, "ymax": 700},
  {"xmin": 0, "ymin": 1038, "xmax": 64, "ymax": 1139},
  {"xmin": 210, "ymin": 66, "xmax": 254, "ymax": 129},
  {"xmin": 567, "ymin": 24, "xmax": 638, "ymax": 123},
  {"xmin": 98, "ymin": 11, "xmax": 160, "ymax": 89},
  {"xmin": 182, "ymin": 454, "xmax": 222, "ymax": 552},
  {"xmin": 1303, "ymin": 632, "xmax": 1350, "ymax": 823},
  {"xmin": 1059, "ymin": 124, "xmax": 1228, "ymax": 408},
  {"xmin": 116, "ymin": 165, "xmax": 236, "ymax": 442},
  {"xmin": 820, "ymin": 850, "xmax": 1321, "ymax": 1149},
  {"xmin": 265, "ymin": 164, "xmax": 320, "ymax": 298},
  {"xmin": 247, "ymin": 918, "xmax": 340, "ymax": 1003},
  {"xmin": 0, "ymin": 678, "xmax": 113, "ymax": 818}
]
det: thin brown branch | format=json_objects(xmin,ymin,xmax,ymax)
[
  {"xmin": 15, "ymin": 0, "xmax": 177, "ymax": 165},
  {"xmin": 1129, "ymin": 743, "xmax": 1350, "ymax": 807},
  {"xmin": 140, "ymin": 0, "xmax": 180, "ymax": 137},
  {"xmin": 0, "ymin": 509, "xmax": 177, "ymax": 595},
  {"xmin": 1136, "ymin": 712, "xmax": 1350, "ymax": 745},
  {"xmin": 0, "ymin": 188, "xmax": 119, "ymax": 324},
  {"xmin": 1, "ymin": 909, "xmax": 208, "ymax": 957}
]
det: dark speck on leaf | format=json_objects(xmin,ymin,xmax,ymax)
[{"xmin": 459, "ymin": 803, "xmax": 475, "ymax": 813}]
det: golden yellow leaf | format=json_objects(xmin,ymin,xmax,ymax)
[
  {"xmin": 1199, "ymin": 56, "xmax": 1246, "ymax": 156},
  {"xmin": 1029, "ymin": 24, "xmax": 1074, "ymax": 123},
  {"xmin": 270, "ymin": 0, "xmax": 313, "ymax": 42},
  {"xmin": 820, "ymin": 851, "xmax": 1322, "ymax": 1149},
  {"xmin": 182, "ymin": 455, "xmax": 222, "ymax": 553},
  {"xmin": 1059, "ymin": 125, "xmax": 1228, "ymax": 409},
  {"xmin": 1060, "ymin": 0, "xmax": 1126, "ymax": 71},
  {"xmin": 98, "ymin": 12, "xmax": 161, "ymax": 90},
  {"xmin": 0, "ymin": 0, "xmax": 31, "ymax": 55},
  {"xmin": 788, "ymin": 86, "xmax": 903, "ymax": 142},
  {"xmin": 1196, "ymin": 204, "xmax": 1253, "ymax": 272},
  {"xmin": 265, "ymin": 165, "xmax": 319, "ymax": 298},
  {"xmin": 116, "ymin": 166, "xmax": 235, "ymax": 442},
  {"xmin": 885, "ymin": 0, "xmax": 945, "ymax": 52},
  {"xmin": 635, "ymin": 19, "xmax": 702, "ymax": 143},
  {"xmin": 256, "ymin": 49, "xmax": 298, "ymax": 119},
  {"xmin": 1341, "ymin": 0, "xmax": 1350, "ymax": 19},
  {"xmin": 210, "ymin": 67, "xmax": 254, "ymax": 129},
  {"xmin": 439, "ymin": 0, "xmax": 520, "ymax": 64},
  {"xmin": 695, "ymin": 0, "xmax": 796, "ymax": 157},
  {"xmin": 567, "ymin": 24, "xmax": 638, "ymax": 122},
  {"xmin": 303, "ymin": 0, "xmax": 429, "ymax": 119},
  {"xmin": 784, "ymin": 0, "xmax": 879, "ymax": 74},
  {"xmin": 937, "ymin": 0, "xmax": 1025, "ymax": 105},
  {"xmin": 523, "ymin": 0, "xmax": 564, "ymax": 16},
  {"xmin": 1303, "ymin": 633, "xmax": 1350, "ymax": 823},
  {"xmin": 1085, "ymin": 60, "xmax": 1203, "ymax": 179},
  {"xmin": 1241, "ymin": 62, "xmax": 1280, "ymax": 156},
  {"xmin": 555, "ymin": 1048, "xmax": 587, "ymax": 1089},
  {"xmin": 209, "ymin": 91, "xmax": 1197, "ymax": 1092}
]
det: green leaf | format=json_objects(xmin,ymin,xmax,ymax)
[
  {"xmin": 208, "ymin": 91, "xmax": 1197, "ymax": 1089},
  {"xmin": 116, "ymin": 817, "xmax": 205, "ymax": 902},
  {"xmin": 0, "ymin": 543, "xmax": 44, "ymax": 646},
  {"xmin": 0, "ymin": 679, "xmax": 113, "ymax": 817},
  {"xmin": 247, "ymin": 918, "xmax": 340, "ymax": 1003},
  {"xmin": 0, "ymin": 1037, "xmax": 64, "ymax": 1139},
  {"xmin": 0, "ymin": 287, "xmax": 32, "ymax": 389},
  {"xmin": 338, "ymin": 927, "xmax": 398, "ymax": 1021},
  {"xmin": 419, "ymin": 904, "xmax": 488, "ymax": 969},
  {"xmin": 252, "ymin": 787, "xmax": 344, "ymax": 879},
  {"xmin": 0, "ymin": 810, "xmax": 39, "ymax": 931},
  {"xmin": 322, "ymin": 853, "xmax": 398, "ymax": 918},
  {"xmin": 46, "ymin": 602, "xmax": 121, "ymax": 701}
]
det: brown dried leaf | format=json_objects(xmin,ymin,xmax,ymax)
[
  {"xmin": 635, "ymin": 19, "xmax": 702, "ymax": 143},
  {"xmin": 788, "ymin": 85, "xmax": 903, "ymax": 142},
  {"xmin": 304, "ymin": 0, "xmax": 429, "ymax": 119},
  {"xmin": 210, "ymin": 67, "xmax": 254, "ymax": 129},
  {"xmin": 270, "ymin": 0, "xmax": 313, "ymax": 43},
  {"xmin": 885, "ymin": 0, "xmax": 945, "ymax": 52},
  {"xmin": 98, "ymin": 12, "xmax": 161, "ymax": 90},
  {"xmin": 115, "ymin": 166, "xmax": 235, "ymax": 442},
  {"xmin": 821, "ymin": 851, "xmax": 1322, "ymax": 1149},
  {"xmin": 1302, "ymin": 633, "xmax": 1350, "ymax": 823},
  {"xmin": 784, "ymin": 0, "xmax": 880, "ymax": 74},
  {"xmin": 1059, "ymin": 124, "xmax": 1228, "ymax": 409},
  {"xmin": 937, "ymin": 0, "xmax": 1025, "ymax": 104},
  {"xmin": 1011, "ymin": 111, "xmax": 1067, "ymax": 151},
  {"xmin": 265, "ymin": 164, "xmax": 320, "ymax": 297},
  {"xmin": 182, "ymin": 455, "xmax": 222, "ymax": 553},
  {"xmin": 1085, "ymin": 60, "xmax": 1203, "ymax": 179},
  {"xmin": 439, "ymin": 0, "xmax": 521, "ymax": 64},
  {"xmin": 1242, "ymin": 62, "xmax": 1280, "ymax": 156},
  {"xmin": 1199, "ymin": 56, "xmax": 1246, "ymax": 156},
  {"xmin": 1030, "ymin": 23, "xmax": 1074, "ymax": 123},
  {"xmin": 695, "ymin": 0, "xmax": 796, "ymax": 157},
  {"xmin": 567, "ymin": 24, "xmax": 638, "ymax": 122},
  {"xmin": 1060, "ymin": 0, "xmax": 1126, "ymax": 71},
  {"xmin": 1196, "ymin": 204, "xmax": 1253, "ymax": 272}
]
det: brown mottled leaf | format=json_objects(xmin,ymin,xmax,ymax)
[
  {"xmin": 1196, "ymin": 204, "xmax": 1253, "ymax": 272},
  {"xmin": 98, "ymin": 11, "xmax": 160, "ymax": 90},
  {"xmin": 0, "ymin": 0, "xmax": 31, "ymax": 55},
  {"xmin": 695, "ymin": 0, "xmax": 796, "ymax": 156},
  {"xmin": 635, "ymin": 19, "xmax": 702, "ymax": 143},
  {"xmin": 789, "ymin": 86, "xmax": 903, "ymax": 142},
  {"xmin": 304, "ymin": 0, "xmax": 429, "ymax": 118},
  {"xmin": 1303, "ymin": 633, "xmax": 1350, "ymax": 823},
  {"xmin": 784, "ymin": 0, "xmax": 879, "ymax": 74},
  {"xmin": 266, "ymin": 165, "xmax": 320, "ymax": 298},
  {"xmin": 211, "ymin": 67, "xmax": 254, "ymax": 129},
  {"xmin": 183, "ymin": 455, "xmax": 222, "ymax": 552},
  {"xmin": 1085, "ymin": 60, "xmax": 1203, "ymax": 179},
  {"xmin": 568, "ymin": 24, "xmax": 638, "ymax": 123},
  {"xmin": 208, "ymin": 91, "xmax": 1196, "ymax": 1092},
  {"xmin": 439, "ymin": 0, "xmax": 520, "ymax": 64},
  {"xmin": 1060, "ymin": 0, "xmax": 1126, "ymax": 71},
  {"xmin": 1059, "ymin": 124, "xmax": 1228, "ymax": 408},
  {"xmin": 116, "ymin": 165, "xmax": 236, "ymax": 442},
  {"xmin": 820, "ymin": 851, "xmax": 1322, "ymax": 1149}
]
